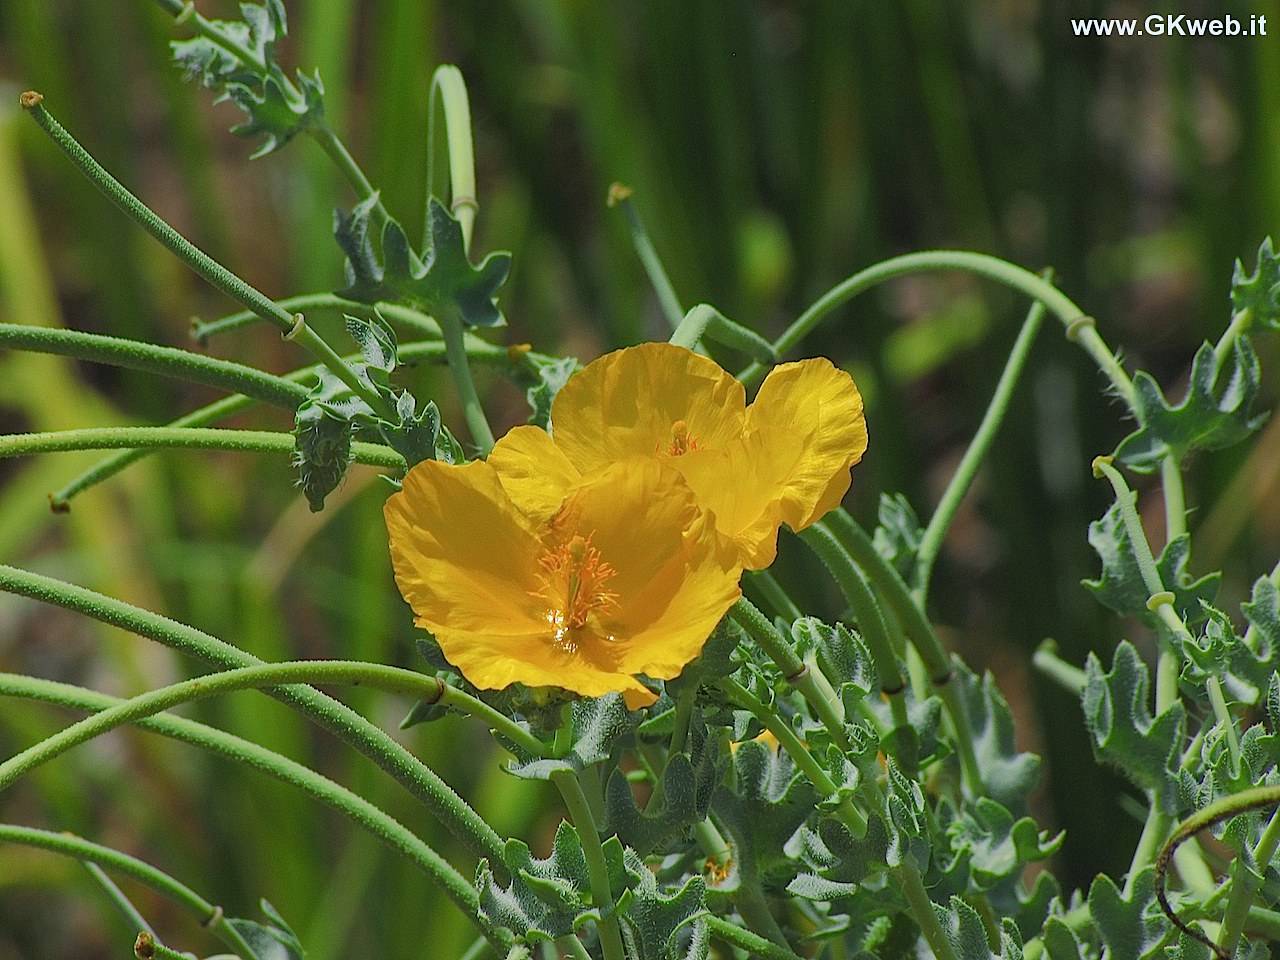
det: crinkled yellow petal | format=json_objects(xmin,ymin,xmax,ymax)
[
  {"xmin": 673, "ymin": 429, "xmax": 804, "ymax": 570},
  {"xmin": 746, "ymin": 358, "xmax": 867, "ymax": 530},
  {"xmin": 551, "ymin": 342, "xmax": 747, "ymax": 472},
  {"xmin": 558, "ymin": 458, "xmax": 743, "ymax": 682},
  {"xmin": 385, "ymin": 459, "xmax": 546, "ymax": 639},
  {"xmin": 487, "ymin": 424, "xmax": 582, "ymax": 523}
]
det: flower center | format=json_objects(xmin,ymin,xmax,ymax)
[
  {"xmin": 665, "ymin": 419, "xmax": 701, "ymax": 457},
  {"xmin": 533, "ymin": 533, "xmax": 619, "ymax": 649}
]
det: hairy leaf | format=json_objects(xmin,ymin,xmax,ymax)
[
  {"xmin": 1115, "ymin": 338, "xmax": 1267, "ymax": 473},
  {"xmin": 1082, "ymin": 642, "xmax": 1185, "ymax": 803},
  {"xmin": 1083, "ymin": 500, "xmax": 1220, "ymax": 628},
  {"xmin": 506, "ymin": 694, "xmax": 633, "ymax": 780},
  {"xmin": 873, "ymin": 493, "xmax": 924, "ymax": 582},
  {"xmin": 1231, "ymin": 236, "xmax": 1280, "ymax": 332}
]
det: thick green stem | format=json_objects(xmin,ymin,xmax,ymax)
[
  {"xmin": 86, "ymin": 861, "xmax": 154, "ymax": 937},
  {"xmin": 1031, "ymin": 640, "xmax": 1088, "ymax": 696},
  {"xmin": 0, "ymin": 426, "xmax": 403, "ymax": 469},
  {"xmin": 1093, "ymin": 458, "xmax": 1163, "ymax": 594},
  {"xmin": 1214, "ymin": 308, "xmax": 1252, "ymax": 367},
  {"xmin": 0, "ymin": 674, "xmax": 501, "ymax": 943},
  {"xmin": 745, "ymin": 570, "xmax": 802, "ymax": 623},
  {"xmin": 821, "ymin": 511, "xmax": 984, "ymax": 797},
  {"xmin": 0, "ymin": 825, "xmax": 258, "ymax": 958},
  {"xmin": 732, "ymin": 883, "xmax": 790, "ymax": 950},
  {"xmin": 19, "ymin": 95, "xmax": 393, "ymax": 421},
  {"xmin": 797, "ymin": 525, "xmax": 909, "ymax": 727},
  {"xmin": 897, "ymin": 859, "xmax": 960, "ymax": 960},
  {"xmin": 0, "ymin": 324, "xmax": 307, "ymax": 409},
  {"xmin": 0, "ymin": 565, "xmax": 506, "ymax": 865},
  {"xmin": 550, "ymin": 770, "xmax": 627, "ymax": 960},
  {"xmin": 914, "ymin": 294, "xmax": 1046, "ymax": 599},
  {"xmin": 670, "ymin": 304, "xmax": 721, "ymax": 351},
  {"xmin": 1161, "ymin": 454, "xmax": 1188, "ymax": 542}
]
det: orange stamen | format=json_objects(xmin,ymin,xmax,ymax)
[{"xmin": 532, "ymin": 533, "xmax": 619, "ymax": 648}]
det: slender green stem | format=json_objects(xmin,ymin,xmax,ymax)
[
  {"xmin": 735, "ymin": 251, "xmax": 1122, "ymax": 401},
  {"xmin": 0, "ymin": 324, "xmax": 307, "ymax": 409},
  {"xmin": 0, "ymin": 661, "xmax": 505, "ymax": 789},
  {"xmin": 670, "ymin": 304, "xmax": 719, "ymax": 351},
  {"xmin": 439, "ymin": 306, "xmax": 497, "ymax": 454},
  {"xmin": 1206, "ymin": 677, "xmax": 1243, "ymax": 777},
  {"xmin": 550, "ymin": 770, "xmax": 626, "ymax": 960},
  {"xmin": 1093, "ymin": 458, "xmax": 1164, "ymax": 595},
  {"xmin": 729, "ymin": 598, "xmax": 857, "ymax": 752},
  {"xmin": 48, "ymin": 336, "xmax": 538, "ymax": 510},
  {"xmin": 0, "ymin": 426, "xmax": 403, "ymax": 469},
  {"xmin": 703, "ymin": 312, "xmax": 777, "ymax": 365},
  {"xmin": 0, "ymin": 673, "xmax": 504, "ymax": 942},
  {"xmin": 797, "ymin": 525, "xmax": 908, "ymax": 721},
  {"xmin": 20, "ymin": 95, "xmax": 393, "ymax": 421},
  {"xmin": 1214, "ymin": 308, "xmax": 1252, "ymax": 368},
  {"xmin": 0, "ymin": 565, "xmax": 507, "ymax": 865},
  {"xmin": 704, "ymin": 915, "xmax": 806, "ymax": 960},
  {"xmin": 819, "ymin": 511, "xmax": 984, "ymax": 797},
  {"xmin": 85, "ymin": 861, "xmax": 154, "ymax": 936},
  {"xmin": 1031, "ymin": 640, "xmax": 1087, "ymax": 696},
  {"xmin": 428, "ymin": 66, "xmax": 479, "ymax": 251},
  {"xmin": 718, "ymin": 677, "xmax": 867, "ymax": 838},
  {"xmin": 1161, "ymin": 455, "xmax": 1188, "ymax": 543},
  {"xmin": 0, "ymin": 824, "xmax": 257, "ymax": 958},
  {"xmin": 1157, "ymin": 785, "xmax": 1280, "ymax": 960},
  {"xmin": 135, "ymin": 933, "xmax": 195, "ymax": 960},
  {"xmin": 610, "ymin": 186, "xmax": 685, "ymax": 332},
  {"xmin": 914, "ymin": 294, "xmax": 1046, "ymax": 599}
]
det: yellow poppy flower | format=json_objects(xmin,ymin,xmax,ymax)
[
  {"xmin": 490, "ymin": 342, "xmax": 867, "ymax": 569},
  {"xmin": 384, "ymin": 456, "xmax": 742, "ymax": 708}
]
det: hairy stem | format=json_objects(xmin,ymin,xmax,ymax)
[
  {"xmin": 0, "ymin": 675, "xmax": 503, "ymax": 943},
  {"xmin": 550, "ymin": 770, "xmax": 627, "ymax": 960},
  {"xmin": 0, "ymin": 426, "xmax": 403, "ymax": 469},
  {"xmin": 0, "ymin": 565, "xmax": 506, "ymax": 865},
  {"xmin": 0, "ymin": 824, "xmax": 258, "ymax": 957}
]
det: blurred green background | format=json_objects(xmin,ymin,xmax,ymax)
[{"xmin": 1, "ymin": 0, "xmax": 1279, "ymax": 957}]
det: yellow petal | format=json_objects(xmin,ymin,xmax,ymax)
[
  {"xmin": 746, "ymin": 358, "xmax": 867, "ymax": 530},
  {"xmin": 561, "ymin": 459, "xmax": 743, "ymax": 681},
  {"xmin": 551, "ymin": 342, "xmax": 747, "ymax": 473},
  {"xmin": 488, "ymin": 424, "xmax": 582, "ymax": 523},
  {"xmin": 674, "ymin": 429, "xmax": 805, "ymax": 570},
  {"xmin": 384, "ymin": 460, "xmax": 546, "ymax": 639}
]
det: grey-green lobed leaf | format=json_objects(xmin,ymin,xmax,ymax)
[
  {"xmin": 1231, "ymin": 236, "xmax": 1280, "ymax": 332},
  {"xmin": 1083, "ymin": 499, "xmax": 1220, "ymax": 629},
  {"xmin": 1082, "ymin": 642, "xmax": 1185, "ymax": 804},
  {"xmin": 1115, "ymin": 337, "xmax": 1268, "ymax": 473}
]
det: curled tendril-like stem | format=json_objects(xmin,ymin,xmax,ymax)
[{"xmin": 1155, "ymin": 785, "xmax": 1280, "ymax": 960}]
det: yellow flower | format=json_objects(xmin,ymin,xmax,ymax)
[
  {"xmin": 384, "ymin": 456, "xmax": 742, "ymax": 708},
  {"xmin": 490, "ymin": 342, "xmax": 867, "ymax": 569}
]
